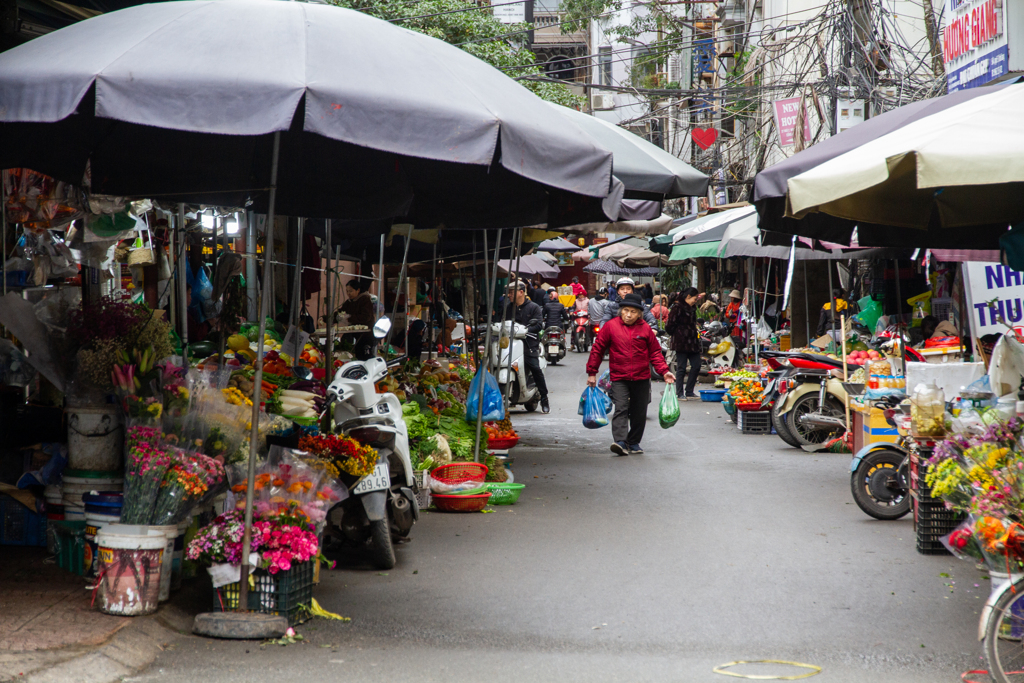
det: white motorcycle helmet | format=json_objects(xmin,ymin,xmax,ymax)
[{"xmin": 615, "ymin": 277, "xmax": 635, "ymax": 289}]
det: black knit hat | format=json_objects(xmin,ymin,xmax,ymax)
[{"xmin": 620, "ymin": 293, "xmax": 644, "ymax": 311}]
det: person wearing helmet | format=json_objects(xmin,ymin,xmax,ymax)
[
  {"xmin": 587, "ymin": 293, "xmax": 675, "ymax": 455},
  {"xmin": 501, "ymin": 280, "xmax": 550, "ymax": 413},
  {"xmin": 598, "ymin": 277, "xmax": 658, "ymax": 328}
]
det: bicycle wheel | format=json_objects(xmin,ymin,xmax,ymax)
[{"xmin": 983, "ymin": 574, "xmax": 1024, "ymax": 682}]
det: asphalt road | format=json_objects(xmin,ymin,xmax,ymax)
[{"xmin": 136, "ymin": 353, "xmax": 987, "ymax": 683}]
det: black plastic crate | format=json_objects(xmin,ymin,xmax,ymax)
[
  {"xmin": 917, "ymin": 505, "xmax": 963, "ymax": 522},
  {"xmin": 738, "ymin": 410, "xmax": 772, "ymax": 434},
  {"xmin": 916, "ymin": 539, "xmax": 951, "ymax": 555},
  {"xmin": 212, "ymin": 561, "xmax": 314, "ymax": 626}
]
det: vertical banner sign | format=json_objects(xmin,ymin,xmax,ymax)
[
  {"xmin": 962, "ymin": 262, "xmax": 1024, "ymax": 337},
  {"xmin": 941, "ymin": 0, "xmax": 1007, "ymax": 92},
  {"xmin": 773, "ymin": 97, "xmax": 812, "ymax": 147}
]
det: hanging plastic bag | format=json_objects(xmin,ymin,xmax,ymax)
[
  {"xmin": 854, "ymin": 296, "xmax": 882, "ymax": 332},
  {"xmin": 581, "ymin": 386, "xmax": 609, "ymax": 429},
  {"xmin": 579, "ymin": 384, "xmax": 612, "ymax": 415},
  {"xmin": 597, "ymin": 370, "xmax": 612, "ymax": 394},
  {"xmin": 465, "ymin": 368, "xmax": 504, "ymax": 422},
  {"xmin": 659, "ymin": 389, "xmax": 680, "ymax": 429}
]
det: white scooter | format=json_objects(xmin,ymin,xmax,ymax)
[
  {"xmin": 489, "ymin": 320, "xmax": 546, "ymax": 412},
  {"xmin": 324, "ymin": 318, "xmax": 418, "ymax": 569}
]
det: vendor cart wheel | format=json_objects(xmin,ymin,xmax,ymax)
[
  {"xmin": 850, "ymin": 449, "xmax": 910, "ymax": 520},
  {"xmin": 368, "ymin": 517, "xmax": 396, "ymax": 569},
  {"xmin": 789, "ymin": 393, "xmax": 845, "ymax": 446},
  {"xmin": 984, "ymin": 574, "xmax": 1024, "ymax": 683},
  {"xmin": 772, "ymin": 402, "xmax": 801, "ymax": 449}
]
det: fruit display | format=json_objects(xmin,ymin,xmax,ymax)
[
  {"xmin": 728, "ymin": 379, "xmax": 763, "ymax": 405},
  {"xmin": 721, "ymin": 369, "xmax": 760, "ymax": 380},
  {"xmin": 485, "ymin": 419, "xmax": 518, "ymax": 443},
  {"xmin": 848, "ymin": 367, "xmax": 866, "ymax": 383},
  {"xmin": 847, "ymin": 348, "xmax": 883, "ymax": 365}
]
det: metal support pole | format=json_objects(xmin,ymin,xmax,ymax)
[
  {"xmin": 504, "ymin": 228, "xmax": 524, "ymax": 408},
  {"xmin": 246, "ymin": 211, "xmax": 258, "ymax": 320},
  {"xmin": 430, "ymin": 241, "xmax": 437, "ymax": 360},
  {"xmin": 239, "ymin": 131, "xmax": 281, "ymax": 613},
  {"xmin": 324, "ymin": 219, "xmax": 333, "ymax": 377},
  {"xmin": 378, "ymin": 233, "xmax": 385, "ymax": 316},
  {"xmin": 893, "ymin": 259, "xmax": 907, "ymax": 374},
  {"xmin": 471, "ymin": 233, "xmax": 480, "ymax": 370},
  {"xmin": 177, "ymin": 203, "xmax": 189, "ymax": 350},
  {"xmin": 473, "ymin": 229, "xmax": 503, "ymax": 464},
  {"xmin": 385, "ymin": 226, "xmax": 414, "ymax": 353},
  {"xmin": 2, "ymin": 170, "xmax": 6, "ymax": 301},
  {"xmin": 802, "ymin": 261, "xmax": 810, "ymax": 346},
  {"xmin": 828, "ymin": 263, "xmax": 835, "ymax": 346},
  {"xmin": 214, "ymin": 215, "xmax": 226, "ymax": 372},
  {"xmin": 289, "ymin": 218, "xmax": 305, "ymax": 361}
]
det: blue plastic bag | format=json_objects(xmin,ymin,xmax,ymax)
[
  {"xmin": 581, "ymin": 386, "xmax": 610, "ymax": 429},
  {"xmin": 579, "ymin": 386, "xmax": 613, "ymax": 415},
  {"xmin": 466, "ymin": 368, "xmax": 505, "ymax": 422}
]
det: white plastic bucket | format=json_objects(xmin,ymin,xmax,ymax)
[
  {"xmin": 151, "ymin": 524, "xmax": 177, "ymax": 602},
  {"xmin": 95, "ymin": 525, "xmax": 165, "ymax": 616},
  {"xmin": 66, "ymin": 406, "xmax": 123, "ymax": 471},
  {"xmin": 64, "ymin": 507, "xmax": 85, "ymax": 521}
]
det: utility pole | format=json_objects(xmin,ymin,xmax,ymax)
[{"xmin": 921, "ymin": 0, "xmax": 946, "ymax": 80}]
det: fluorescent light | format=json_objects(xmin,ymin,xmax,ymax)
[
  {"xmin": 200, "ymin": 213, "xmax": 215, "ymax": 229},
  {"xmin": 225, "ymin": 219, "xmax": 239, "ymax": 235}
]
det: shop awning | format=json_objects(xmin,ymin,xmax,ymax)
[{"xmin": 668, "ymin": 240, "xmax": 724, "ymax": 261}]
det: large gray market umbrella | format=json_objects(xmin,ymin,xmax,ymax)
[
  {"xmin": 752, "ymin": 82, "xmax": 1022, "ymax": 248},
  {"xmin": 549, "ymin": 102, "xmax": 708, "ymax": 199},
  {"xmin": 0, "ymin": 0, "xmax": 620, "ymax": 228},
  {"xmin": 535, "ymin": 237, "xmax": 579, "ymax": 252},
  {"xmin": 496, "ymin": 255, "xmax": 560, "ymax": 279}
]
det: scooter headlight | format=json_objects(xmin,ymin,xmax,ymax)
[{"xmin": 349, "ymin": 426, "xmax": 382, "ymax": 445}]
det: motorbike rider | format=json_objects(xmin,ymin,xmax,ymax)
[
  {"xmin": 589, "ymin": 289, "xmax": 608, "ymax": 329},
  {"xmin": 599, "ymin": 277, "xmax": 659, "ymax": 328},
  {"xmin": 543, "ymin": 288, "xmax": 569, "ymax": 330},
  {"xmin": 501, "ymin": 280, "xmax": 550, "ymax": 413},
  {"xmin": 570, "ymin": 277, "xmax": 586, "ymax": 298},
  {"xmin": 587, "ymin": 293, "xmax": 675, "ymax": 456},
  {"xmin": 816, "ymin": 288, "xmax": 849, "ymax": 337}
]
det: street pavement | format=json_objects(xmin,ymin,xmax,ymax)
[{"xmin": 133, "ymin": 353, "xmax": 985, "ymax": 683}]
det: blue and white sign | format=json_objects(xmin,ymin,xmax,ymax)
[
  {"xmin": 963, "ymin": 263, "xmax": 1024, "ymax": 337},
  {"xmin": 942, "ymin": 0, "xmax": 1008, "ymax": 91}
]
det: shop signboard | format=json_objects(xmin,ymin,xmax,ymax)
[
  {"xmin": 941, "ymin": 0, "xmax": 1008, "ymax": 92},
  {"xmin": 772, "ymin": 97, "xmax": 812, "ymax": 148},
  {"xmin": 493, "ymin": 0, "xmax": 527, "ymax": 23},
  {"xmin": 962, "ymin": 262, "xmax": 1024, "ymax": 337}
]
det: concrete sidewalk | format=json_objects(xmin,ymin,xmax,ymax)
[{"xmin": 1, "ymin": 548, "xmax": 189, "ymax": 683}]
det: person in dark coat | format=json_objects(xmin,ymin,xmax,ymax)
[
  {"xmin": 501, "ymin": 280, "xmax": 550, "ymax": 413},
  {"xmin": 542, "ymin": 288, "xmax": 568, "ymax": 329},
  {"xmin": 341, "ymin": 278, "xmax": 377, "ymax": 360},
  {"xmin": 666, "ymin": 287, "xmax": 705, "ymax": 399},
  {"xmin": 816, "ymin": 288, "xmax": 849, "ymax": 337}
]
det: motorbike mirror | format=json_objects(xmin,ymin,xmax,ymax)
[
  {"xmin": 292, "ymin": 365, "xmax": 313, "ymax": 381},
  {"xmin": 373, "ymin": 316, "xmax": 392, "ymax": 339}
]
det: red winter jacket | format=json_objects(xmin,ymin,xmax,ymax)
[{"xmin": 586, "ymin": 316, "xmax": 670, "ymax": 381}]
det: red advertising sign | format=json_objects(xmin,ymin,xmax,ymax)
[{"xmin": 773, "ymin": 97, "xmax": 812, "ymax": 147}]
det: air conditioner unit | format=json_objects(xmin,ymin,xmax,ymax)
[{"xmin": 592, "ymin": 94, "xmax": 615, "ymax": 110}]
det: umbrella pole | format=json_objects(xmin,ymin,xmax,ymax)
[
  {"xmin": 324, "ymin": 219, "xmax": 333, "ymax": 379},
  {"xmin": 215, "ymin": 217, "xmax": 225, "ymax": 372},
  {"xmin": 474, "ymin": 228, "xmax": 502, "ymax": 463},
  {"xmin": 378, "ymin": 233, "xmax": 385, "ymax": 321},
  {"xmin": 802, "ymin": 261, "xmax": 810, "ymax": 347},
  {"xmin": 2, "ymin": 170, "xmax": 6, "ymax": 302},
  {"xmin": 893, "ymin": 259, "xmax": 907, "ymax": 375},
  {"xmin": 471, "ymin": 233, "xmax": 480, "ymax": 370},
  {"xmin": 239, "ymin": 130, "xmax": 281, "ymax": 615}
]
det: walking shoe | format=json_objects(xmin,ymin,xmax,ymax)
[
  {"xmin": 685, "ymin": 393, "xmax": 698, "ymax": 399},
  {"xmin": 628, "ymin": 444, "xmax": 644, "ymax": 455},
  {"xmin": 541, "ymin": 398, "xmax": 550, "ymax": 414},
  {"xmin": 610, "ymin": 442, "xmax": 629, "ymax": 457}
]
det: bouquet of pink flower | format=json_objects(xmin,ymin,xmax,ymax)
[
  {"xmin": 122, "ymin": 440, "xmax": 173, "ymax": 523},
  {"xmin": 186, "ymin": 511, "xmax": 268, "ymax": 565},
  {"xmin": 259, "ymin": 518, "xmax": 320, "ymax": 574}
]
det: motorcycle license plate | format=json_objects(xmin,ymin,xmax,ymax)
[
  {"xmin": 549, "ymin": 345, "xmax": 560, "ymax": 353},
  {"xmin": 353, "ymin": 462, "xmax": 390, "ymax": 494}
]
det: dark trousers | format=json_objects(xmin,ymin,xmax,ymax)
[
  {"xmin": 524, "ymin": 354, "xmax": 548, "ymax": 399},
  {"xmin": 676, "ymin": 351, "xmax": 701, "ymax": 398},
  {"xmin": 609, "ymin": 379, "xmax": 650, "ymax": 446}
]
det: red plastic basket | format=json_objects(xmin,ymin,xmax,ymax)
[
  {"xmin": 432, "ymin": 493, "xmax": 492, "ymax": 512},
  {"xmin": 487, "ymin": 436, "xmax": 519, "ymax": 450},
  {"xmin": 430, "ymin": 463, "xmax": 488, "ymax": 486},
  {"xmin": 735, "ymin": 402, "xmax": 763, "ymax": 411}
]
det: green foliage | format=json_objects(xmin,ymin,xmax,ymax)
[
  {"xmin": 330, "ymin": 0, "xmax": 581, "ymax": 107},
  {"xmin": 659, "ymin": 265, "xmax": 692, "ymax": 295}
]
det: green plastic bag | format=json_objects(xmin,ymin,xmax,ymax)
[{"xmin": 659, "ymin": 388, "xmax": 680, "ymax": 429}]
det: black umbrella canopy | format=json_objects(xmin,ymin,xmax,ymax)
[
  {"xmin": 752, "ymin": 82, "xmax": 1019, "ymax": 248},
  {"xmin": 0, "ymin": 0, "xmax": 618, "ymax": 228}
]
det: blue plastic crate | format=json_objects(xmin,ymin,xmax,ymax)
[
  {"xmin": 0, "ymin": 495, "xmax": 47, "ymax": 547},
  {"xmin": 699, "ymin": 389, "xmax": 727, "ymax": 402}
]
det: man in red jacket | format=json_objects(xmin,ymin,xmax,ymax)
[{"xmin": 586, "ymin": 293, "xmax": 675, "ymax": 456}]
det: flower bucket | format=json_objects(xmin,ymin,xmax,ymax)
[
  {"xmin": 66, "ymin": 406, "xmax": 123, "ymax": 471},
  {"xmin": 151, "ymin": 524, "xmax": 178, "ymax": 602},
  {"xmin": 94, "ymin": 525, "xmax": 165, "ymax": 616}
]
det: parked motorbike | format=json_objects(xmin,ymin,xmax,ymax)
[
  {"xmin": 652, "ymin": 328, "xmax": 674, "ymax": 381},
  {"xmin": 490, "ymin": 320, "xmax": 546, "ymax": 412},
  {"xmin": 543, "ymin": 325, "xmax": 567, "ymax": 365},
  {"xmin": 571, "ymin": 310, "xmax": 591, "ymax": 352},
  {"xmin": 848, "ymin": 397, "xmax": 911, "ymax": 520},
  {"xmin": 700, "ymin": 321, "xmax": 741, "ymax": 372},
  {"xmin": 324, "ymin": 318, "xmax": 418, "ymax": 569},
  {"xmin": 771, "ymin": 353, "xmax": 849, "ymax": 448}
]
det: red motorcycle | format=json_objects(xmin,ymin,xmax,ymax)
[{"xmin": 572, "ymin": 309, "xmax": 592, "ymax": 352}]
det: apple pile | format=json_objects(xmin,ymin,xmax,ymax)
[{"xmin": 847, "ymin": 348, "xmax": 882, "ymax": 366}]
